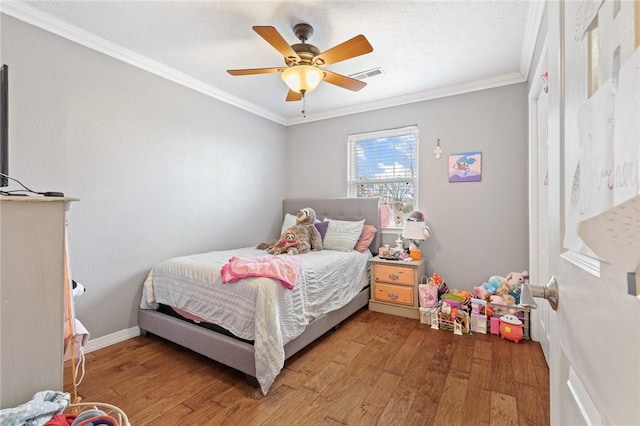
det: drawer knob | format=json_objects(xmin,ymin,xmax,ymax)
[
  {"xmin": 388, "ymin": 292, "xmax": 398, "ymax": 300},
  {"xmin": 388, "ymin": 274, "xmax": 400, "ymax": 280}
]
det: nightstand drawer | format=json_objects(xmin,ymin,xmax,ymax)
[
  {"xmin": 374, "ymin": 283, "xmax": 414, "ymax": 305},
  {"xmin": 374, "ymin": 264, "xmax": 415, "ymax": 286}
]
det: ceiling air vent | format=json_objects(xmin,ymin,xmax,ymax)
[{"xmin": 349, "ymin": 67, "xmax": 384, "ymax": 80}]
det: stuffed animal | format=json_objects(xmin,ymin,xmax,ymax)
[
  {"xmin": 257, "ymin": 207, "xmax": 323, "ymax": 254},
  {"xmin": 473, "ymin": 284, "xmax": 489, "ymax": 299},
  {"xmin": 505, "ymin": 271, "xmax": 528, "ymax": 304},
  {"xmin": 483, "ymin": 275, "xmax": 507, "ymax": 295},
  {"xmin": 473, "ymin": 286, "xmax": 505, "ymax": 314},
  {"xmin": 506, "ymin": 271, "xmax": 529, "ymax": 287},
  {"xmin": 495, "ymin": 282, "xmax": 516, "ymax": 306},
  {"xmin": 266, "ymin": 229, "xmax": 300, "ymax": 255},
  {"xmin": 72, "ymin": 280, "xmax": 86, "ymax": 298},
  {"xmin": 283, "ymin": 207, "xmax": 323, "ymax": 254}
]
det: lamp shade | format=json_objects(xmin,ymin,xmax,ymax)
[
  {"xmin": 402, "ymin": 220, "xmax": 429, "ymax": 241},
  {"xmin": 281, "ymin": 65, "xmax": 323, "ymax": 94}
]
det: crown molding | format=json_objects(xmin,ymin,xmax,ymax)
[
  {"xmin": 2, "ymin": 0, "xmax": 535, "ymax": 127},
  {"xmin": 287, "ymin": 72, "xmax": 526, "ymax": 125},
  {"xmin": 520, "ymin": 0, "xmax": 546, "ymax": 78},
  {"xmin": 0, "ymin": 1, "xmax": 288, "ymax": 125}
]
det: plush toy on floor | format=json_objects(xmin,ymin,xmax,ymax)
[
  {"xmin": 482, "ymin": 275, "xmax": 508, "ymax": 295},
  {"xmin": 473, "ymin": 272, "xmax": 522, "ymax": 314},
  {"xmin": 505, "ymin": 270, "xmax": 528, "ymax": 304}
]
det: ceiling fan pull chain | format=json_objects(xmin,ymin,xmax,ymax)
[{"xmin": 301, "ymin": 93, "xmax": 307, "ymax": 118}]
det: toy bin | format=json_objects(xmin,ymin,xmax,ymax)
[
  {"xmin": 65, "ymin": 402, "xmax": 130, "ymax": 426},
  {"xmin": 437, "ymin": 307, "xmax": 470, "ymax": 334},
  {"xmin": 469, "ymin": 298, "xmax": 531, "ymax": 340}
]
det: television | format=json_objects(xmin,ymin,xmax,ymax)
[{"xmin": 0, "ymin": 64, "xmax": 8, "ymax": 187}]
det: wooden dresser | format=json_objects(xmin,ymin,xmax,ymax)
[
  {"xmin": 0, "ymin": 196, "xmax": 77, "ymax": 408},
  {"xmin": 368, "ymin": 256, "xmax": 426, "ymax": 319}
]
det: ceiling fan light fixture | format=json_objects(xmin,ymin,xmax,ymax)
[{"xmin": 281, "ymin": 65, "xmax": 323, "ymax": 94}]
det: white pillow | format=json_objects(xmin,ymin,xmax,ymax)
[
  {"xmin": 280, "ymin": 213, "xmax": 297, "ymax": 236},
  {"xmin": 322, "ymin": 218, "xmax": 365, "ymax": 251}
]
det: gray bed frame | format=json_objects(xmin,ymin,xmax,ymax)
[{"xmin": 138, "ymin": 197, "xmax": 380, "ymax": 387}]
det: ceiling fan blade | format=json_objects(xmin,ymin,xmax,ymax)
[
  {"xmin": 253, "ymin": 26, "xmax": 300, "ymax": 62},
  {"xmin": 227, "ymin": 67, "xmax": 283, "ymax": 76},
  {"xmin": 322, "ymin": 70, "xmax": 367, "ymax": 91},
  {"xmin": 286, "ymin": 90, "xmax": 303, "ymax": 102},
  {"xmin": 313, "ymin": 35, "xmax": 373, "ymax": 66}
]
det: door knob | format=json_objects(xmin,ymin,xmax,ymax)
[{"xmin": 519, "ymin": 276, "xmax": 559, "ymax": 310}]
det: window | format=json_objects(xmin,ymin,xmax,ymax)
[{"xmin": 347, "ymin": 125, "xmax": 419, "ymax": 228}]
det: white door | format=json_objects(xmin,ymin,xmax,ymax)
[
  {"xmin": 528, "ymin": 35, "xmax": 552, "ymax": 362},
  {"xmin": 530, "ymin": 2, "xmax": 640, "ymax": 425}
]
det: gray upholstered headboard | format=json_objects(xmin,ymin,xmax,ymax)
[{"xmin": 282, "ymin": 198, "xmax": 381, "ymax": 255}]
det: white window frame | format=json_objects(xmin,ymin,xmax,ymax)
[{"xmin": 347, "ymin": 125, "xmax": 419, "ymax": 230}]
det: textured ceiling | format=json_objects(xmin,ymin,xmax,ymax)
[{"xmin": 12, "ymin": 1, "xmax": 538, "ymax": 124}]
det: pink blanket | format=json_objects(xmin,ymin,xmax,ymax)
[{"xmin": 220, "ymin": 256, "xmax": 302, "ymax": 290}]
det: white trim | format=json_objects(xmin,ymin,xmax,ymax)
[
  {"xmin": 561, "ymin": 250, "xmax": 601, "ymax": 278},
  {"xmin": 528, "ymin": 35, "xmax": 548, "ymax": 345},
  {"xmin": 0, "ymin": 0, "xmax": 287, "ymax": 125},
  {"xmin": 520, "ymin": 0, "xmax": 547, "ymax": 78},
  {"xmin": 84, "ymin": 326, "xmax": 140, "ymax": 354},
  {"xmin": 288, "ymin": 72, "xmax": 526, "ymax": 125},
  {"xmin": 567, "ymin": 366, "xmax": 602, "ymax": 426}
]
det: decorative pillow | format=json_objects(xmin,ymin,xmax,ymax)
[
  {"xmin": 280, "ymin": 213, "xmax": 297, "ymax": 236},
  {"xmin": 314, "ymin": 221, "xmax": 329, "ymax": 241},
  {"xmin": 322, "ymin": 218, "xmax": 365, "ymax": 251},
  {"xmin": 354, "ymin": 224, "xmax": 378, "ymax": 252}
]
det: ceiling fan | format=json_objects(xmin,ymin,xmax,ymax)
[{"xmin": 227, "ymin": 23, "xmax": 374, "ymax": 102}]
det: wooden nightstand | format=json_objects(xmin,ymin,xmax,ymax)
[{"xmin": 368, "ymin": 256, "xmax": 426, "ymax": 319}]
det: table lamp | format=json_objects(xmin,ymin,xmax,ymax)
[{"xmin": 402, "ymin": 213, "xmax": 432, "ymax": 260}]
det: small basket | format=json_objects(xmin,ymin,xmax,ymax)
[{"xmin": 65, "ymin": 402, "xmax": 130, "ymax": 426}]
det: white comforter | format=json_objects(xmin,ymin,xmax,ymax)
[{"xmin": 140, "ymin": 247, "xmax": 370, "ymax": 394}]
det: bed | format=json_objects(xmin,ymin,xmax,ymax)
[{"xmin": 138, "ymin": 197, "xmax": 380, "ymax": 395}]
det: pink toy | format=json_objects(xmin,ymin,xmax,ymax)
[
  {"xmin": 473, "ymin": 285, "xmax": 488, "ymax": 299},
  {"xmin": 490, "ymin": 317, "xmax": 500, "ymax": 335},
  {"xmin": 418, "ymin": 282, "xmax": 438, "ymax": 308}
]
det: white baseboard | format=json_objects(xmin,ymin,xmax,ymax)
[{"xmin": 84, "ymin": 326, "xmax": 140, "ymax": 354}]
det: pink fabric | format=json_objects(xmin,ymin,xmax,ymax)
[{"xmin": 221, "ymin": 256, "xmax": 302, "ymax": 290}]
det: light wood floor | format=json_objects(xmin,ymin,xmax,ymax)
[{"xmin": 64, "ymin": 309, "xmax": 550, "ymax": 425}]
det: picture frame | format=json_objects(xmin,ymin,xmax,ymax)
[{"xmin": 448, "ymin": 151, "xmax": 482, "ymax": 182}]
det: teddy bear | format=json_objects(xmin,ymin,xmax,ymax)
[
  {"xmin": 283, "ymin": 207, "xmax": 323, "ymax": 254},
  {"xmin": 266, "ymin": 229, "xmax": 300, "ymax": 255},
  {"xmin": 495, "ymin": 281, "xmax": 516, "ymax": 306}
]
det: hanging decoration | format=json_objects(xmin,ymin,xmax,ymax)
[
  {"xmin": 541, "ymin": 72, "xmax": 549, "ymax": 93},
  {"xmin": 433, "ymin": 139, "xmax": 443, "ymax": 159}
]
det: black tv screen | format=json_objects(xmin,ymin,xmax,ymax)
[{"xmin": 0, "ymin": 64, "xmax": 7, "ymax": 187}]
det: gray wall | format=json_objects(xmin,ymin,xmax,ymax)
[
  {"xmin": 2, "ymin": 14, "xmax": 529, "ymax": 339},
  {"xmin": 1, "ymin": 16, "xmax": 287, "ymax": 339},
  {"xmin": 287, "ymin": 84, "xmax": 529, "ymax": 290}
]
